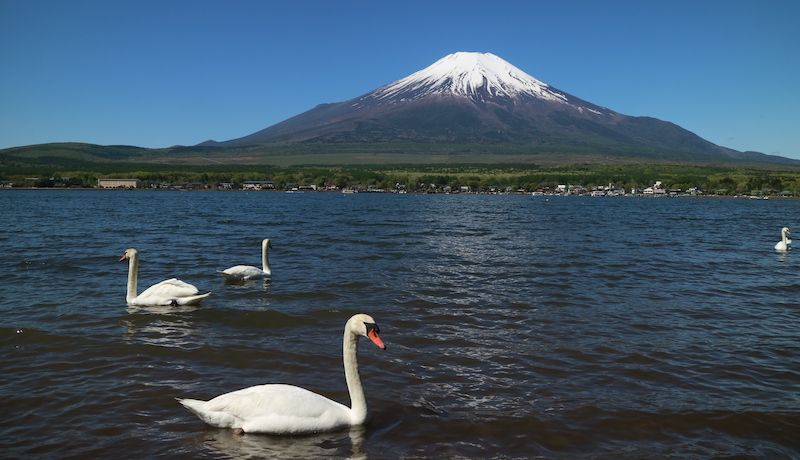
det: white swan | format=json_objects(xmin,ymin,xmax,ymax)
[
  {"xmin": 219, "ymin": 238, "xmax": 272, "ymax": 280},
  {"xmin": 178, "ymin": 313, "xmax": 386, "ymax": 435},
  {"xmin": 775, "ymin": 226, "xmax": 791, "ymax": 252},
  {"xmin": 120, "ymin": 248, "xmax": 211, "ymax": 306}
]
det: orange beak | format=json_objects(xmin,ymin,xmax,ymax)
[
  {"xmin": 119, "ymin": 254, "xmax": 127, "ymax": 262},
  {"xmin": 367, "ymin": 329, "xmax": 386, "ymax": 350}
]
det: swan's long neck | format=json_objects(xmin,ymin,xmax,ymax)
[
  {"xmin": 262, "ymin": 243, "xmax": 271, "ymax": 275},
  {"xmin": 782, "ymin": 230, "xmax": 789, "ymax": 245},
  {"xmin": 343, "ymin": 325, "xmax": 367, "ymax": 424},
  {"xmin": 126, "ymin": 254, "xmax": 139, "ymax": 303}
]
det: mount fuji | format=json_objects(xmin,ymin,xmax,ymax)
[{"xmin": 201, "ymin": 52, "xmax": 785, "ymax": 164}]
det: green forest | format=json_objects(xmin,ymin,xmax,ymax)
[{"xmin": 3, "ymin": 162, "xmax": 800, "ymax": 195}]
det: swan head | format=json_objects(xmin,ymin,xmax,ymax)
[
  {"xmin": 348, "ymin": 314, "xmax": 386, "ymax": 350},
  {"xmin": 262, "ymin": 238, "xmax": 272, "ymax": 249},
  {"xmin": 782, "ymin": 227, "xmax": 790, "ymax": 236},
  {"xmin": 119, "ymin": 248, "xmax": 138, "ymax": 262}
]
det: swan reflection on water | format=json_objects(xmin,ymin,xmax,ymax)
[
  {"xmin": 125, "ymin": 303, "xmax": 201, "ymax": 316},
  {"xmin": 198, "ymin": 426, "xmax": 366, "ymax": 460},
  {"xmin": 222, "ymin": 275, "xmax": 273, "ymax": 291},
  {"xmin": 122, "ymin": 304, "xmax": 201, "ymax": 348}
]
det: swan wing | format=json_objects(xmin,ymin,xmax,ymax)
[
  {"xmin": 136, "ymin": 278, "xmax": 200, "ymax": 302},
  {"xmin": 179, "ymin": 384, "xmax": 350, "ymax": 434},
  {"xmin": 219, "ymin": 265, "xmax": 264, "ymax": 280}
]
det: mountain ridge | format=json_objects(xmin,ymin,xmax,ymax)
[
  {"xmin": 201, "ymin": 51, "xmax": 783, "ymax": 165},
  {"xmin": 3, "ymin": 52, "xmax": 797, "ymax": 167}
]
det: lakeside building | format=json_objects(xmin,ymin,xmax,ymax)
[
  {"xmin": 98, "ymin": 179, "xmax": 139, "ymax": 189},
  {"xmin": 242, "ymin": 181, "xmax": 275, "ymax": 190},
  {"xmin": 643, "ymin": 181, "xmax": 667, "ymax": 195}
]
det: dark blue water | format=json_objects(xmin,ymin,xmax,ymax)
[{"xmin": 1, "ymin": 190, "xmax": 798, "ymax": 458}]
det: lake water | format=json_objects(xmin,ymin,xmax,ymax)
[{"xmin": 1, "ymin": 190, "xmax": 798, "ymax": 459}]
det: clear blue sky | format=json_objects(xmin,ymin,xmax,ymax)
[{"xmin": 1, "ymin": 0, "xmax": 798, "ymax": 158}]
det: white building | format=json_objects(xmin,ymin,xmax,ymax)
[
  {"xmin": 242, "ymin": 181, "xmax": 275, "ymax": 190},
  {"xmin": 98, "ymin": 179, "xmax": 139, "ymax": 189},
  {"xmin": 643, "ymin": 181, "xmax": 666, "ymax": 195}
]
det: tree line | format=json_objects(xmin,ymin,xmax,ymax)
[{"xmin": 3, "ymin": 164, "xmax": 800, "ymax": 195}]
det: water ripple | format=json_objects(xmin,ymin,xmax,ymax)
[{"xmin": 1, "ymin": 191, "xmax": 799, "ymax": 458}]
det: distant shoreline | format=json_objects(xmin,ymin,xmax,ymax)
[
  {"xmin": 3, "ymin": 161, "xmax": 799, "ymax": 197},
  {"xmin": 2, "ymin": 187, "xmax": 795, "ymax": 200}
]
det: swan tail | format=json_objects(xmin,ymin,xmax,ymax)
[
  {"xmin": 218, "ymin": 270, "xmax": 247, "ymax": 282},
  {"xmin": 175, "ymin": 292, "xmax": 211, "ymax": 305},
  {"xmin": 177, "ymin": 397, "xmax": 241, "ymax": 429},
  {"xmin": 177, "ymin": 398, "xmax": 206, "ymax": 414},
  {"xmin": 177, "ymin": 398, "xmax": 212, "ymax": 422}
]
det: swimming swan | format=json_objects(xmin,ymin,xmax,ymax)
[
  {"xmin": 120, "ymin": 248, "xmax": 210, "ymax": 306},
  {"xmin": 219, "ymin": 238, "xmax": 272, "ymax": 280},
  {"xmin": 775, "ymin": 227, "xmax": 791, "ymax": 252},
  {"xmin": 178, "ymin": 313, "xmax": 386, "ymax": 435}
]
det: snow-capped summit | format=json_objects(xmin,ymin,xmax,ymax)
[{"xmin": 373, "ymin": 52, "xmax": 569, "ymax": 103}]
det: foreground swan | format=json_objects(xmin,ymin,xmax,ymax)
[
  {"xmin": 178, "ymin": 313, "xmax": 386, "ymax": 434},
  {"xmin": 219, "ymin": 238, "xmax": 272, "ymax": 280},
  {"xmin": 775, "ymin": 227, "xmax": 791, "ymax": 252},
  {"xmin": 120, "ymin": 248, "xmax": 210, "ymax": 306}
]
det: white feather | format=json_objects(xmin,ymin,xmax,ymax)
[{"xmin": 121, "ymin": 248, "xmax": 210, "ymax": 306}]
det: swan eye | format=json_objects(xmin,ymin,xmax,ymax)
[{"xmin": 364, "ymin": 322, "xmax": 379, "ymax": 334}]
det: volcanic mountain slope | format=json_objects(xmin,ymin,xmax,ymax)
[{"xmin": 201, "ymin": 52, "xmax": 779, "ymax": 163}]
